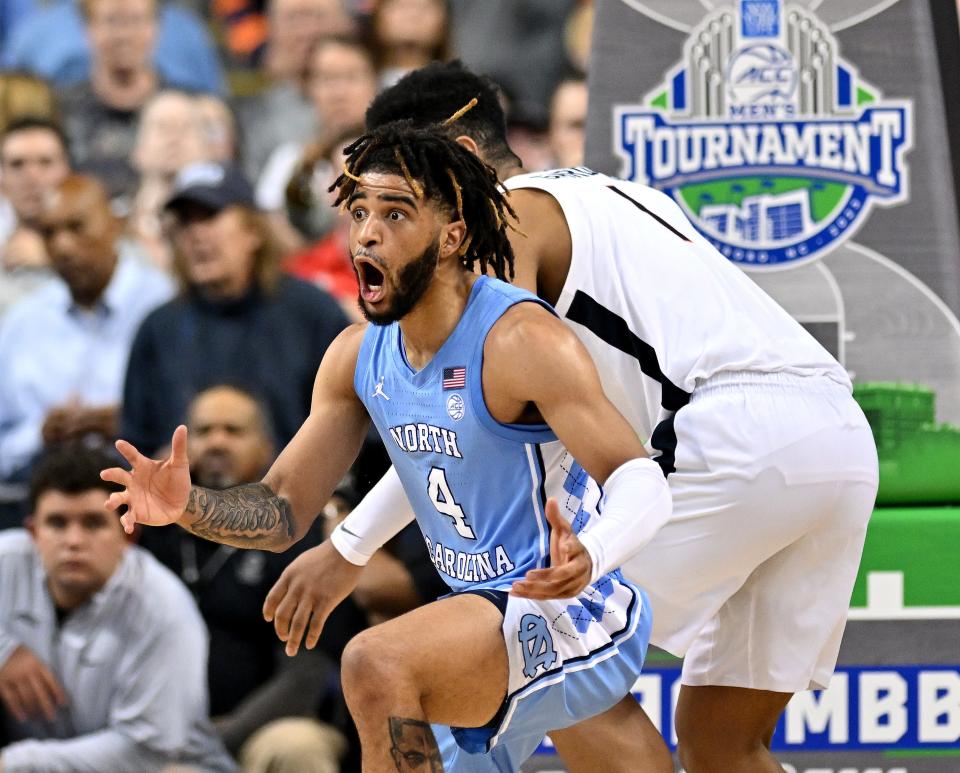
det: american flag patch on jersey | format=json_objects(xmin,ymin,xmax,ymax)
[{"xmin": 442, "ymin": 366, "xmax": 466, "ymax": 390}]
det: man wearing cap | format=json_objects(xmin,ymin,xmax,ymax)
[
  {"xmin": 120, "ymin": 160, "xmax": 349, "ymax": 457},
  {"xmin": 0, "ymin": 174, "xmax": 173, "ymax": 524}
]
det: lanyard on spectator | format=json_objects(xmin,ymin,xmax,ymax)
[{"xmin": 180, "ymin": 538, "xmax": 236, "ymax": 593}]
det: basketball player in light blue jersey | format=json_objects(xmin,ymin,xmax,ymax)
[
  {"xmin": 102, "ymin": 123, "xmax": 675, "ymax": 772},
  {"xmin": 268, "ymin": 62, "xmax": 880, "ymax": 773}
]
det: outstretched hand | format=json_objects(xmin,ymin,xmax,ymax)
[
  {"xmin": 510, "ymin": 498, "xmax": 593, "ymax": 600},
  {"xmin": 263, "ymin": 541, "xmax": 363, "ymax": 657},
  {"xmin": 100, "ymin": 425, "xmax": 193, "ymax": 534}
]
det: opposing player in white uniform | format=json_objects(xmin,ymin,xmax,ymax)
[{"xmin": 264, "ymin": 63, "xmax": 879, "ymax": 773}]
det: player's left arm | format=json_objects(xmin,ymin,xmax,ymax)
[{"xmin": 485, "ymin": 302, "xmax": 673, "ymax": 599}]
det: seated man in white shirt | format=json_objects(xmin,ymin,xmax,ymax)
[
  {"xmin": 0, "ymin": 174, "xmax": 173, "ymax": 525},
  {"xmin": 0, "ymin": 444, "xmax": 236, "ymax": 773}
]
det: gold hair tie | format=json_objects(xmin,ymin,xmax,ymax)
[
  {"xmin": 442, "ymin": 97, "xmax": 479, "ymax": 126},
  {"xmin": 395, "ymin": 149, "xmax": 424, "ymax": 199},
  {"xmin": 341, "ymin": 163, "xmax": 362, "ymax": 182},
  {"xmin": 446, "ymin": 168, "xmax": 464, "ymax": 224}
]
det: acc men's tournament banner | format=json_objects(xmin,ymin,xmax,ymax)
[
  {"xmin": 614, "ymin": 3, "xmax": 912, "ymax": 269},
  {"xmin": 542, "ymin": 1, "xmax": 960, "ymax": 771},
  {"xmin": 587, "ymin": 0, "xmax": 960, "ymax": 439}
]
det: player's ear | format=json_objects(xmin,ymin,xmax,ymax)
[
  {"xmin": 439, "ymin": 219, "xmax": 467, "ymax": 260},
  {"xmin": 454, "ymin": 135, "xmax": 481, "ymax": 158}
]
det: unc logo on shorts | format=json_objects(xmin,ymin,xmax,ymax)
[
  {"xmin": 614, "ymin": 0, "xmax": 912, "ymax": 269},
  {"xmin": 446, "ymin": 393, "xmax": 465, "ymax": 421},
  {"xmin": 518, "ymin": 614, "xmax": 558, "ymax": 679}
]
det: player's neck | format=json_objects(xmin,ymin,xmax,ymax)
[
  {"xmin": 399, "ymin": 271, "xmax": 477, "ymax": 371},
  {"xmin": 497, "ymin": 161, "xmax": 526, "ymax": 180}
]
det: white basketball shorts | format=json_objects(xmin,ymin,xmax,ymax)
[{"xmin": 622, "ymin": 371, "xmax": 879, "ymax": 692}]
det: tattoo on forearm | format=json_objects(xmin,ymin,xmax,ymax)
[
  {"xmin": 184, "ymin": 484, "xmax": 296, "ymax": 550},
  {"xmin": 388, "ymin": 717, "xmax": 443, "ymax": 771}
]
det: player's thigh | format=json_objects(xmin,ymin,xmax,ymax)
[
  {"xmin": 680, "ymin": 477, "xmax": 875, "ymax": 692},
  {"xmin": 343, "ymin": 591, "xmax": 508, "ymax": 728},
  {"xmin": 622, "ymin": 465, "xmax": 821, "ymax": 656}
]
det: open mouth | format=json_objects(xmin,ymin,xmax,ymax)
[{"xmin": 355, "ymin": 258, "xmax": 386, "ymax": 304}]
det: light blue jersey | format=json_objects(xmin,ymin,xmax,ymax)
[
  {"xmin": 355, "ymin": 276, "xmax": 652, "ymax": 771},
  {"xmin": 356, "ymin": 276, "xmax": 606, "ymax": 593}
]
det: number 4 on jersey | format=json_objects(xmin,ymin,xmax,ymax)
[{"xmin": 428, "ymin": 467, "xmax": 476, "ymax": 540}]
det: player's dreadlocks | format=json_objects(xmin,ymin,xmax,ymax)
[{"xmin": 331, "ymin": 120, "xmax": 519, "ymax": 281}]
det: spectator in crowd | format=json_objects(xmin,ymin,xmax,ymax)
[
  {"xmin": 547, "ymin": 75, "xmax": 588, "ymax": 169},
  {"xmin": 195, "ymin": 94, "xmax": 241, "ymax": 165},
  {"xmin": 257, "ymin": 35, "xmax": 377, "ymax": 254},
  {"xmin": 0, "ymin": 73, "xmax": 59, "ymax": 134},
  {"xmin": 0, "ymin": 5, "xmax": 31, "ymax": 58},
  {"xmin": 0, "ymin": 175, "xmax": 174, "ymax": 524},
  {"xmin": 506, "ymin": 112, "xmax": 553, "ymax": 173},
  {"xmin": 0, "ymin": 118, "xmax": 71, "ymax": 314},
  {"xmin": 0, "ymin": 74, "xmax": 61, "ymax": 303},
  {"xmin": 128, "ymin": 90, "xmax": 211, "ymax": 271},
  {"xmin": 449, "ymin": 0, "xmax": 577, "ymax": 127},
  {"xmin": 0, "ymin": 0, "xmax": 225, "ymax": 95},
  {"xmin": 121, "ymin": 160, "xmax": 349, "ymax": 457},
  {"xmin": 57, "ymin": 0, "xmax": 194, "ymax": 203},
  {"xmin": 0, "ymin": 444, "xmax": 236, "ymax": 771},
  {"xmin": 282, "ymin": 124, "xmax": 363, "ymax": 316},
  {"xmin": 302, "ymin": 36, "xmax": 377, "ymax": 159},
  {"xmin": 368, "ymin": 0, "xmax": 452, "ymax": 89},
  {"xmin": 235, "ymin": 0, "xmax": 356, "ymax": 182},
  {"xmin": 563, "ymin": 0, "xmax": 593, "ymax": 74},
  {"xmin": 138, "ymin": 383, "xmax": 363, "ymax": 767}
]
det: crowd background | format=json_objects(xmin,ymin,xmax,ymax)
[{"xmin": 0, "ymin": 1, "xmax": 593, "ymax": 771}]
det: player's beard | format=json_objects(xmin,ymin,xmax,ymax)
[{"xmin": 358, "ymin": 236, "xmax": 440, "ymax": 326}]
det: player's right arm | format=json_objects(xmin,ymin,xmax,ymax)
[{"xmin": 102, "ymin": 324, "xmax": 371, "ymax": 553}]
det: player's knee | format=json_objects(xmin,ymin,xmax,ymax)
[
  {"xmin": 675, "ymin": 724, "xmax": 765, "ymax": 773},
  {"xmin": 341, "ymin": 629, "xmax": 412, "ymax": 713},
  {"xmin": 675, "ymin": 711, "xmax": 724, "ymax": 772},
  {"xmin": 676, "ymin": 737, "xmax": 709, "ymax": 773}
]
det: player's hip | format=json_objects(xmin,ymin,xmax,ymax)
[{"xmin": 660, "ymin": 369, "xmax": 878, "ymax": 489}]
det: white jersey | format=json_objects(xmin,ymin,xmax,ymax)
[{"xmin": 505, "ymin": 167, "xmax": 850, "ymax": 450}]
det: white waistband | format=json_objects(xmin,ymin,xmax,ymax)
[{"xmin": 692, "ymin": 370, "xmax": 851, "ymax": 400}]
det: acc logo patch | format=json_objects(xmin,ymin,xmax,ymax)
[
  {"xmin": 615, "ymin": 0, "xmax": 912, "ymax": 269},
  {"xmin": 446, "ymin": 393, "xmax": 465, "ymax": 421}
]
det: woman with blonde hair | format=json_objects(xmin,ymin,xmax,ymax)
[{"xmin": 0, "ymin": 73, "xmax": 60, "ymax": 132}]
